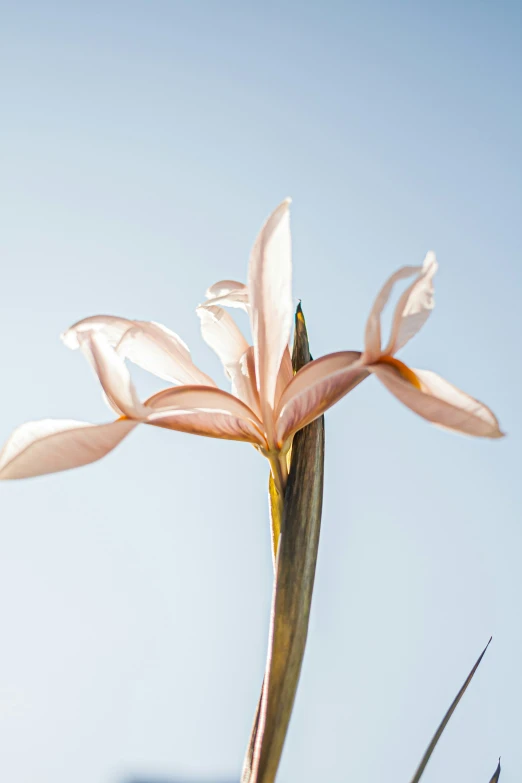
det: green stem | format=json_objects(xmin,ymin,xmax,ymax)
[{"xmin": 242, "ymin": 303, "xmax": 324, "ymax": 783}]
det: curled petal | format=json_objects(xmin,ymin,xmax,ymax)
[
  {"xmin": 196, "ymin": 305, "xmax": 249, "ymax": 368},
  {"xmin": 248, "ymin": 198, "xmax": 293, "ymax": 428},
  {"xmin": 384, "ymin": 252, "xmax": 438, "ymax": 355},
  {"xmin": 145, "ymin": 385, "xmax": 266, "ymax": 446},
  {"xmin": 371, "ymin": 364, "xmax": 504, "ymax": 438},
  {"xmin": 0, "ymin": 418, "xmax": 137, "ymax": 480},
  {"xmin": 117, "ymin": 321, "xmax": 215, "ymax": 385},
  {"xmin": 197, "ymin": 303, "xmax": 282, "ymax": 420},
  {"xmin": 364, "ymin": 265, "xmax": 422, "ymax": 363},
  {"xmin": 63, "ymin": 315, "xmax": 214, "ymax": 386},
  {"xmin": 275, "ymin": 351, "xmax": 367, "ymax": 445},
  {"xmin": 81, "ymin": 333, "xmax": 146, "ymax": 419},
  {"xmin": 197, "ymin": 303, "xmax": 261, "ymax": 416},
  {"xmin": 63, "ymin": 315, "xmax": 134, "ymax": 349},
  {"xmin": 231, "ymin": 347, "xmax": 262, "ymax": 418},
  {"xmin": 205, "ymin": 280, "xmax": 249, "ymax": 310}
]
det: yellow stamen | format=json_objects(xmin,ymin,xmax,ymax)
[{"xmin": 378, "ymin": 356, "xmax": 423, "ymax": 390}]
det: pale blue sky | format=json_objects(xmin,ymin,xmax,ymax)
[{"xmin": 0, "ymin": 2, "xmax": 520, "ymax": 782}]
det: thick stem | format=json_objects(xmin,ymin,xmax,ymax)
[{"xmin": 242, "ymin": 303, "xmax": 324, "ymax": 783}]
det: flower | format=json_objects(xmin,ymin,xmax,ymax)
[
  {"xmin": 273, "ymin": 252, "xmax": 504, "ymax": 441},
  {"xmin": 0, "ymin": 200, "xmax": 502, "ymax": 491},
  {"xmin": 0, "ymin": 201, "xmax": 323, "ymax": 492}
]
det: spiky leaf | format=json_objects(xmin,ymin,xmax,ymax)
[
  {"xmin": 488, "ymin": 758, "xmax": 501, "ymax": 782},
  {"xmin": 409, "ymin": 638, "xmax": 492, "ymax": 782}
]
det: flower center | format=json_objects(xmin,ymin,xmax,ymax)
[{"xmin": 377, "ymin": 356, "xmax": 423, "ymax": 390}]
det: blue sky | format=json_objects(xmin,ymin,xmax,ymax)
[{"xmin": 0, "ymin": 2, "xmax": 520, "ymax": 781}]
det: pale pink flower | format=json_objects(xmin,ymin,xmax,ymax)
[
  {"xmin": 0, "ymin": 200, "xmax": 502, "ymax": 491},
  {"xmin": 0, "ymin": 201, "xmax": 307, "ymax": 491},
  {"xmin": 272, "ymin": 251, "xmax": 504, "ymax": 443}
]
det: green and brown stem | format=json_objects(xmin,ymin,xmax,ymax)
[{"xmin": 242, "ymin": 304, "xmax": 325, "ymax": 783}]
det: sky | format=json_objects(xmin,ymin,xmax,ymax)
[{"xmin": 0, "ymin": 1, "xmax": 520, "ymax": 781}]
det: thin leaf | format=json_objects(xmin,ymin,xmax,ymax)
[
  {"xmin": 489, "ymin": 758, "xmax": 501, "ymax": 783},
  {"xmin": 409, "ymin": 637, "xmax": 492, "ymax": 783},
  {"xmin": 241, "ymin": 676, "xmax": 265, "ymax": 783},
  {"xmin": 242, "ymin": 304, "xmax": 324, "ymax": 783}
]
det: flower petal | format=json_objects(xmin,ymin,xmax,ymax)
[
  {"xmin": 148, "ymin": 409, "xmax": 265, "ymax": 444},
  {"xmin": 384, "ymin": 252, "xmax": 438, "ymax": 355},
  {"xmin": 364, "ymin": 265, "xmax": 423, "ymax": 362},
  {"xmin": 146, "ymin": 384, "xmax": 262, "ymax": 421},
  {"xmin": 81, "ymin": 333, "xmax": 146, "ymax": 419},
  {"xmin": 0, "ymin": 418, "xmax": 137, "ymax": 480},
  {"xmin": 196, "ymin": 304, "xmax": 249, "ymax": 368},
  {"xmin": 145, "ymin": 385, "xmax": 266, "ymax": 445},
  {"xmin": 275, "ymin": 351, "xmax": 367, "ymax": 445},
  {"xmin": 62, "ymin": 315, "xmax": 133, "ymax": 349},
  {"xmin": 196, "ymin": 306, "xmax": 261, "ymax": 414},
  {"xmin": 248, "ymin": 199, "xmax": 293, "ymax": 429},
  {"xmin": 231, "ymin": 347, "xmax": 262, "ymax": 418},
  {"xmin": 63, "ymin": 315, "xmax": 214, "ymax": 386},
  {"xmin": 118, "ymin": 321, "xmax": 215, "ymax": 385},
  {"xmin": 274, "ymin": 346, "xmax": 293, "ymax": 409},
  {"xmin": 205, "ymin": 280, "xmax": 249, "ymax": 310},
  {"xmin": 371, "ymin": 363, "xmax": 504, "ymax": 438}
]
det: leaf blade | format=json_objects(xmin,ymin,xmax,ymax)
[
  {"xmin": 409, "ymin": 637, "xmax": 492, "ymax": 783},
  {"xmin": 488, "ymin": 758, "xmax": 501, "ymax": 783}
]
